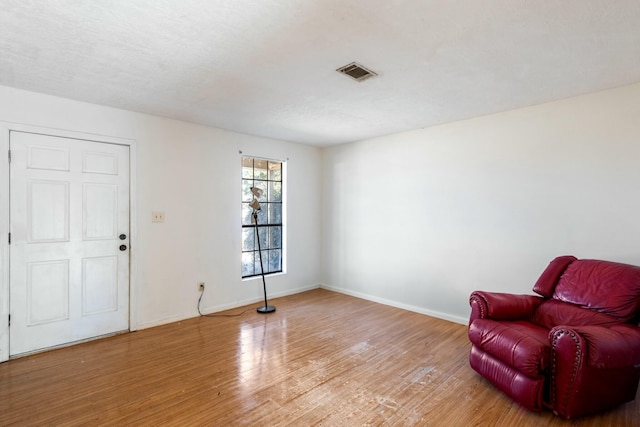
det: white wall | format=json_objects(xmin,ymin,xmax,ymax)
[
  {"xmin": 0, "ymin": 85, "xmax": 322, "ymax": 329},
  {"xmin": 321, "ymin": 83, "xmax": 640, "ymax": 324},
  {"xmin": 3, "ymin": 81, "xmax": 640, "ymax": 332}
]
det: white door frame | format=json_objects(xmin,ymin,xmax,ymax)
[{"xmin": 0, "ymin": 122, "xmax": 138, "ymax": 362}]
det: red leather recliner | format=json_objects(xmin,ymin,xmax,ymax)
[{"xmin": 468, "ymin": 256, "xmax": 640, "ymax": 418}]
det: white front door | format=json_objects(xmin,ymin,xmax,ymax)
[{"xmin": 9, "ymin": 131, "xmax": 130, "ymax": 356}]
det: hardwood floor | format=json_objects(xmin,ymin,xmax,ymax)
[{"xmin": 0, "ymin": 289, "xmax": 637, "ymax": 426}]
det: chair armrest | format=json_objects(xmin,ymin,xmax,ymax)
[
  {"xmin": 549, "ymin": 324, "xmax": 640, "ymax": 418},
  {"xmin": 551, "ymin": 324, "xmax": 640, "ymax": 369},
  {"xmin": 469, "ymin": 291, "xmax": 543, "ymax": 324}
]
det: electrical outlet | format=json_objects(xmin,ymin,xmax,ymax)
[
  {"xmin": 199, "ymin": 282, "xmax": 205, "ymax": 292},
  {"xmin": 152, "ymin": 211, "xmax": 165, "ymax": 223}
]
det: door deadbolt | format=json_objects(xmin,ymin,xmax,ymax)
[{"xmin": 119, "ymin": 234, "xmax": 127, "ymax": 240}]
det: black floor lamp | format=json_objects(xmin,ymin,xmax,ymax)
[{"xmin": 250, "ymin": 187, "xmax": 276, "ymax": 314}]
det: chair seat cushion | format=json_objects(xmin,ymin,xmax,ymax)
[{"xmin": 469, "ymin": 319, "xmax": 550, "ymax": 378}]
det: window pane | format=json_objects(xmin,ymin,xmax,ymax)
[
  {"xmin": 253, "ymin": 206, "xmax": 267, "ymax": 225},
  {"xmin": 242, "ymin": 203, "xmax": 253, "ymax": 226},
  {"xmin": 268, "ymin": 227, "xmax": 281, "ymax": 249},
  {"xmin": 269, "ymin": 250, "xmax": 281, "ymax": 272},
  {"xmin": 242, "ymin": 252, "xmax": 254, "ymax": 277},
  {"xmin": 256, "ymin": 227, "xmax": 267, "ymax": 249},
  {"xmin": 254, "ymin": 250, "xmax": 268, "ymax": 274},
  {"xmin": 268, "ymin": 162, "xmax": 281, "ymax": 181},
  {"xmin": 242, "ymin": 228, "xmax": 255, "ymax": 251},
  {"xmin": 242, "ymin": 180, "xmax": 254, "ymax": 202},
  {"xmin": 254, "ymin": 160, "xmax": 268, "ymax": 179},
  {"xmin": 269, "ymin": 181, "xmax": 282, "ymax": 202},
  {"xmin": 244, "ymin": 205, "xmax": 266, "ymax": 225},
  {"xmin": 254, "ymin": 181, "xmax": 267, "ymax": 202},
  {"xmin": 269, "ymin": 203, "xmax": 282, "ymax": 224},
  {"xmin": 242, "ymin": 157, "xmax": 254, "ymax": 179}
]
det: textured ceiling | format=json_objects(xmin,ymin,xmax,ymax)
[{"xmin": 1, "ymin": 1, "xmax": 640, "ymax": 146}]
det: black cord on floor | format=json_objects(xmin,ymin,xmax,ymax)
[{"xmin": 197, "ymin": 289, "xmax": 252, "ymax": 318}]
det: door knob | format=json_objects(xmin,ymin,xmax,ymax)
[{"xmin": 119, "ymin": 245, "xmax": 127, "ymax": 251}]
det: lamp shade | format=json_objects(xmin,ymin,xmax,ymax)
[
  {"xmin": 249, "ymin": 199, "xmax": 261, "ymax": 211},
  {"xmin": 250, "ymin": 187, "xmax": 264, "ymax": 198}
]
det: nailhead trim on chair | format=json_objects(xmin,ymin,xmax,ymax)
[
  {"xmin": 551, "ymin": 328, "xmax": 582, "ymax": 416},
  {"xmin": 469, "ymin": 294, "xmax": 487, "ymax": 318}
]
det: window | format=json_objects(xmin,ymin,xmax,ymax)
[{"xmin": 241, "ymin": 157, "xmax": 284, "ymax": 278}]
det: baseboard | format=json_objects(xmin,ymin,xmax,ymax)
[
  {"xmin": 137, "ymin": 313, "xmax": 197, "ymax": 330},
  {"xmin": 135, "ymin": 283, "xmax": 468, "ymax": 330},
  {"xmin": 197, "ymin": 283, "xmax": 321, "ymax": 316},
  {"xmin": 137, "ymin": 283, "xmax": 321, "ymax": 330},
  {"xmin": 319, "ymin": 284, "xmax": 468, "ymax": 325}
]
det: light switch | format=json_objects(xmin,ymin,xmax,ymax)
[{"xmin": 152, "ymin": 211, "xmax": 165, "ymax": 223}]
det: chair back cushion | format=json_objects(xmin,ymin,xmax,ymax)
[
  {"xmin": 531, "ymin": 299, "xmax": 620, "ymax": 329},
  {"xmin": 552, "ymin": 259, "xmax": 640, "ymax": 322},
  {"xmin": 533, "ymin": 256, "xmax": 577, "ymax": 298}
]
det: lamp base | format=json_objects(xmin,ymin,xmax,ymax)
[{"xmin": 257, "ymin": 305, "xmax": 276, "ymax": 314}]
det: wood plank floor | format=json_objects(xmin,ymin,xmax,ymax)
[{"xmin": 0, "ymin": 289, "xmax": 637, "ymax": 426}]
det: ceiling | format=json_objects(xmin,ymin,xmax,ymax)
[{"xmin": 1, "ymin": 1, "xmax": 640, "ymax": 147}]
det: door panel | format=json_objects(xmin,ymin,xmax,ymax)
[
  {"xmin": 28, "ymin": 180, "xmax": 70, "ymax": 242},
  {"xmin": 82, "ymin": 256, "xmax": 118, "ymax": 315},
  {"xmin": 27, "ymin": 145, "xmax": 69, "ymax": 171},
  {"xmin": 83, "ymin": 183, "xmax": 117, "ymax": 239},
  {"xmin": 83, "ymin": 151, "xmax": 118, "ymax": 175},
  {"xmin": 27, "ymin": 260, "xmax": 69, "ymax": 325},
  {"xmin": 9, "ymin": 131, "xmax": 130, "ymax": 356}
]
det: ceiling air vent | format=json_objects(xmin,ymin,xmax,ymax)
[{"xmin": 336, "ymin": 62, "xmax": 378, "ymax": 82}]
